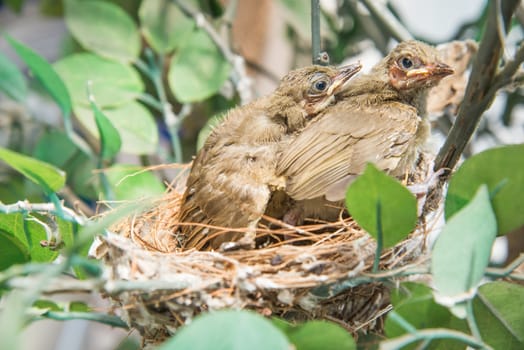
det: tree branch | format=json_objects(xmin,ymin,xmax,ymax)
[{"xmin": 434, "ymin": 0, "xmax": 521, "ymax": 172}]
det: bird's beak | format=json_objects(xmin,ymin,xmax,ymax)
[
  {"xmin": 327, "ymin": 62, "xmax": 362, "ymax": 95},
  {"xmin": 406, "ymin": 62, "xmax": 454, "ymax": 79}
]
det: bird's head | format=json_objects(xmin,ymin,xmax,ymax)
[
  {"xmin": 277, "ymin": 62, "xmax": 362, "ymax": 115},
  {"xmin": 378, "ymin": 40, "xmax": 454, "ymax": 91}
]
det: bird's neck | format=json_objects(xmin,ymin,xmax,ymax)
[{"xmin": 342, "ymin": 73, "xmax": 429, "ymax": 117}]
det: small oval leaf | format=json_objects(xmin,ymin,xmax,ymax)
[
  {"xmin": 139, "ymin": 0, "xmax": 194, "ymax": 53},
  {"xmin": 7, "ymin": 36, "xmax": 72, "ymax": 117},
  {"xmin": 446, "ymin": 144, "xmax": 524, "ymax": 236},
  {"xmin": 345, "ymin": 163, "xmax": 417, "ymax": 248},
  {"xmin": 432, "ymin": 185, "xmax": 497, "ymax": 305},
  {"xmin": 0, "ymin": 147, "xmax": 66, "ymax": 193},
  {"xmin": 158, "ymin": 310, "xmax": 289, "ymax": 350},
  {"xmin": 33, "ymin": 300, "xmax": 62, "ymax": 312},
  {"xmin": 168, "ymin": 29, "xmax": 231, "ymax": 102},
  {"xmin": 54, "ymin": 53, "xmax": 144, "ymax": 108},
  {"xmin": 64, "ymin": 0, "xmax": 140, "ymax": 62},
  {"xmin": 0, "ymin": 52, "xmax": 27, "ymax": 101}
]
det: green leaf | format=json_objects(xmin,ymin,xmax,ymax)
[
  {"xmin": 57, "ymin": 218, "xmax": 75, "ymax": 248},
  {"xmin": 74, "ymin": 102, "xmax": 158, "ymax": 155},
  {"xmin": 39, "ymin": 0, "xmax": 64, "ymax": 16},
  {"xmin": 0, "ymin": 229, "xmax": 30, "ymax": 271},
  {"xmin": 274, "ymin": 319, "xmax": 356, "ymax": 350},
  {"xmin": 0, "ymin": 52, "xmax": 27, "ymax": 101},
  {"xmin": 345, "ymin": 163, "xmax": 417, "ymax": 248},
  {"xmin": 385, "ymin": 282, "xmax": 467, "ymax": 350},
  {"xmin": 64, "ymin": 0, "xmax": 140, "ymax": 62},
  {"xmin": 0, "ymin": 177, "xmax": 27, "ymax": 203},
  {"xmin": 33, "ymin": 300, "xmax": 61, "ymax": 312},
  {"xmin": 0, "ymin": 147, "xmax": 66, "ymax": 193},
  {"xmin": 446, "ymin": 144, "xmax": 524, "ymax": 235},
  {"xmin": 105, "ymin": 164, "xmax": 165, "ymax": 200},
  {"xmin": 0, "ymin": 213, "xmax": 59, "ymax": 263},
  {"xmin": 474, "ymin": 281, "xmax": 524, "ymax": 349},
  {"xmin": 54, "ymin": 53, "xmax": 144, "ymax": 108},
  {"xmin": 33, "ymin": 130, "xmax": 97, "ymax": 198},
  {"xmin": 432, "ymin": 185, "xmax": 497, "ymax": 304},
  {"xmin": 68, "ymin": 301, "xmax": 91, "ymax": 312},
  {"xmin": 139, "ymin": 0, "xmax": 195, "ymax": 53},
  {"xmin": 5, "ymin": 0, "xmax": 24, "ymax": 12},
  {"xmin": 90, "ymin": 98, "xmax": 122, "ymax": 160},
  {"xmin": 158, "ymin": 310, "xmax": 289, "ymax": 350},
  {"xmin": 6, "ymin": 36, "xmax": 72, "ymax": 118},
  {"xmin": 168, "ymin": 29, "xmax": 231, "ymax": 102},
  {"xmin": 33, "ymin": 130, "xmax": 78, "ymax": 168}
]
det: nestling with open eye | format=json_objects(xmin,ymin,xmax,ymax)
[
  {"xmin": 177, "ymin": 63, "xmax": 363, "ymax": 250},
  {"xmin": 271, "ymin": 40, "xmax": 454, "ymax": 225}
]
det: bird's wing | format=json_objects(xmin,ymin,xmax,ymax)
[
  {"xmin": 179, "ymin": 143, "xmax": 280, "ymax": 249},
  {"xmin": 277, "ymin": 101, "xmax": 420, "ymax": 200}
]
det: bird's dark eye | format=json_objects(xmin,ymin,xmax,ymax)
[
  {"xmin": 400, "ymin": 57, "xmax": 413, "ymax": 69},
  {"xmin": 314, "ymin": 80, "xmax": 328, "ymax": 91}
]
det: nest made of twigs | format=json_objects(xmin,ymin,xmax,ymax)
[{"xmin": 93, "ymin": 157, "xmax": 441, "ymax": 347}]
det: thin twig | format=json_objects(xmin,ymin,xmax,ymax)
[
  {"xmin": 485, "ymin": 253, "xmax": 524, "ymax": 280},
  {"xmin": 360, "ymin": 0, "xmax": 412, "ymax": 42}
]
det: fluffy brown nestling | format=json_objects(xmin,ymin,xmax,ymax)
[
  {"xmin": 177, "ymin": 63, "xmax": 362, "ymax": 250},
  {"xmin": 273, "ymin": 40, "xmax": 454, "ymax": 224}
]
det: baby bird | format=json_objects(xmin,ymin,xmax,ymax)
[
  {"xmin": 274, "ymin": 40, "xmax": 454, "ymax": 224},
  {"xmin": 178, "ymin": 63, "xmax": 362, "ymax": 250}
]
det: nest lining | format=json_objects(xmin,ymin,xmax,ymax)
[{"xmin": 93, "ymin": 157, "xmax": 441, "ymax": 346}]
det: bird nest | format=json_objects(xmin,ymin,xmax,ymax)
[{"xmin": 92, "ymin": 158, "xmax": 441, "ymax": 347}]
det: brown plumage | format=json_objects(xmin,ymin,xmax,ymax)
[
  {"xmin": 178, "ymin": 63, "xmax": 362, "ymax": 250},
  {"xmin": 273, "ymin": 40, "xmax": 454, "ymax": 224}
]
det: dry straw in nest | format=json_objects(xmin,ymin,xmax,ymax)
[{"xmin": 93, "ymin": 158, "xmax": 441, "ymax": 347}]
